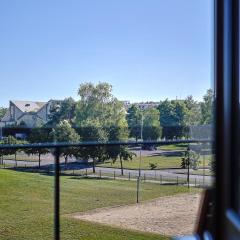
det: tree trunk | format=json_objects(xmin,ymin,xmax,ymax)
[
  {"xmin": 92, "ymin": 158, "xmax": 96, "ymax": 173},
  {"xmin": 38, "ymin": 153, "xmax": 41, "ymax": 168},
  {"xmin": 120, "ymin": 157, "xmax": 124, "ymax": 175},
  {"xmin": 65, "ymin": 156, "xmax": 68, "ymax": 165}
]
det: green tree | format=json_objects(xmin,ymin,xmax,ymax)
[
  {"xmin": 50, "ymin": 120, "xmax": 80, "ymax": 165},
  {"xmin": 142, "ymin": 108, "xmax": 161, "ymax": 140},
  {"xmin": 158, "ymin": 100, "xmax": 188, "ymax": 139},
  {"xmin": 1, "ymin": 136, "xmax": 19, "ymax": 166},
  {"xmin": 47, "ymin": 97, "xmax": 76, "ymax": 127},
  {"xmin": 184, "ymin": 96, "xmax": 201, "ymax": 126},
  {"xmin": 76, "ymin": 82, "xmax": 117, "ymax": 126},
  {"xmin": 201, "ymin": 89, "xmax": 214, "ymax": 124},
  {"xmin": 126, "ymin": 105, "xmax": 142, "ymax": 141},
  {"xmin": 118, "ymin": 146, "xmax": 136, "ymax": 175},
  {"xmin": 181, "ymin": 148, "xmax": 200, "ymax": 187},
  {"xmin": 26, "ymin": 128, "xmax": 50, "ymax": 168},
  {"xmin": 77, "ymin": 121, "xmax": 108, "ymax": 173},
  {"xmin": 0, "ymin": 107, "xmax": 7, "ymax": 120},
  {"xmin": 76, "ymin": 82, "xmax": 130, "ymax": 172}
]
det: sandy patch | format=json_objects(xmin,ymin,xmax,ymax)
[{"xmin": 71, "ymin": 193, "xmax": 201, "ymax": 237}]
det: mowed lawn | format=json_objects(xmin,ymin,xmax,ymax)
[
  {"xmin": 100, "ymin": 154, "xmax": 211, "ymax": 170},
  {"xmin": 0, "ymin": 170, "xmax": 198, "ymax": 240}
]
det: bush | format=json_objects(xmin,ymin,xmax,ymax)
[{"xmin": 149, "ymin": 163, "xmax": 157, "ymax": 170}]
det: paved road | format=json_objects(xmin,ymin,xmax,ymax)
[
  {"xmin": 1, "ymin": 148, "xmax": 213, "ymax": 186},
  {"xmin": 2, "ymin": 157, "xmax": 213, "ymax": 186},
  {"xmin": 95, "ymin": 167, "xmax": 213, "ymax": 185}
]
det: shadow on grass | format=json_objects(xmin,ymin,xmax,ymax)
[{"xmin": 1, "ymin": 161, "xmax": 93, "ymax": 177}]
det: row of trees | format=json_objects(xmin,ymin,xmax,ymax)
[
  {"xmin": 0, "ymin": 82, "xmax": 213, "ymax": 173},
  {"xmin": 46, "ymin": 83, "xmax": 213, "ymax": 141}
]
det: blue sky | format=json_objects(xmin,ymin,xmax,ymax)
[{"xmin": 0, "ymin": 0, "xmax": 214, "ymax": 107}]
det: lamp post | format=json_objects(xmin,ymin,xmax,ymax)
[
  {"xmin": 137, "ymin": 112, "xmax": 144, "ymax": 203},
  {"xmin": 125, "ymin": 110, "xmax": 144, "ymax": 203}
]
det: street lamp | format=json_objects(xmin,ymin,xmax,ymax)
[
  {"xmin": 125, "ymin": 110, "xmax": 144, "ymax": 203},
  {"xmin": 137, "ymin": 112, "xmax": 144, "ymax": 203}
]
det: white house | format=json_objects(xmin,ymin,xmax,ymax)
[{"xmin": 0, "ymin": 100, "xmax": 60, "ymax": 128}]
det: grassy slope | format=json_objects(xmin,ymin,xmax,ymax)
[{"xmin": 0, "ymin": 170, "xmax": 198, "ymax": 240}]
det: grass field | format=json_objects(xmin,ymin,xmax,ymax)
[
  {"xmin": 100, "ymin": 154, "xmax": 211, "ymax": 170},
  {"xmin": 0, "ymin": 169, "xmax": 198, "ymax": 240},
  {"xmin": 159, "ymin": 144, "xmax": 188, "ymax": 151},
  {"xmin": 100, "ymin": 155, "xmax": 182, "ymax": 169}
]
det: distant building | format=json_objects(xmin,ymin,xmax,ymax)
[
  {"xmin": 0, "ymin": 100, "xmax": 61, "ymax": 128},
  {"xmin": 121, "ymin": 100, "xmax": 160, "ymax": 110},
  {"xmin": 136, "ymin": 102, "xmax": 160, "ymax": 110},
  {"xmin": 121, "ymin": 100, "xmax": 131, "ymax": 109}
]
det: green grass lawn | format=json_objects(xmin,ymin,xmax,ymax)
[
  {"xmin": 0, "ymin": 169, "xmax": 198, "ymax": 240},
  {"xmin": 99, "ymin": 153, "xmax": 212, "ymax": 170},
  {"xmin": 159, "ymin": 144, "xmax": 188, "ymax": 151},
  {"xmin": 100, "ymin": 155, "xmax": 182, "ymax": 169}
]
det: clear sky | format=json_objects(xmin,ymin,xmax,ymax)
[{"xmin": 0, "ymin": 0, "xmax": 214, "ymax": 107}]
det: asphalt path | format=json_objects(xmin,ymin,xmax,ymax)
[{"xmin": 1, "ymin": 148, "xmax": 213, "ymax": 185}]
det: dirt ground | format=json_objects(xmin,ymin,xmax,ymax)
[{"xmin": 72, "ymin": 193, "xmax": 202, "ymax": 237}]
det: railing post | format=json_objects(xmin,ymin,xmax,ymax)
[
  {"xmin": 54, "ymin": 147, "xmax": 60, "ymax": 240},
  {"xmin": 114, "ymin": 171, "xmax": 115, "ymax": 180},
  {"xmin": 129, "ymin": 172, "xmax": 130, "ymax": 181},
  {"xmin": 177, "ymin": 176, "xmax": 178, "ymax": 185}
]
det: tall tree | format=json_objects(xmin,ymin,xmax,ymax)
[
  {"xmin": 158, "ymin": 100, "xmax": 188, "ymax": 139},
  {"xmin": 201, "ymin": 89, "xmax": 214, "ymax": 124},
  {"xmin": 184, "ymin": 96, "xmax": 201, "ymax": 126},
  {"xmin": 75, "ymin": 82, "xmax": 130, "ymax": 172},
  {"xmin": 127, "ymin": 104, "xmax": 142, "ymax": 141},
  {"xmin": 50, "ymin": 120, "xmax": 80, "ymax": 165},
  {"xmin": 0, "ymin": 107, "xmax": 7, "ymax": 120},
  {"xmin": 26, "ymin": 128, "xmax": 50, "ymax": 168},
  {"xmin": 78, "ymin": 120, "xmax": 108, "ymax": 173},
  {"xmin": 2, "ymin": 136, "xmax": 19, "ymax": 166},
  {"xmin": 142, "ymin": 108, "xmax": 161, "ymax": 140},
  {"xmin": 47, "ymin": 97, "xmax": 76, "ymax": 127}
]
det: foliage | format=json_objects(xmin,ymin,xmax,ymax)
[
  {"xmin": 158, "ymin": 99, "xmax": 188, "ymax": 139},
  {"xmin": 47, "ymin": 97, "xmax": 76, "ymax": 127},
  {"xmin": 201, "ymin": 89, "xmax": 214, "ymax": 124},
  {"xmin": 181, "ymin": 149, "xmax": 200, "ymax": 170},
  {"xmin": 76, "ymin": 121, "xmax": 108, "ymax": 172},
  {"xmin": 0, "ymin": 107, "xmax": 7, "ymax": 120},
  {"xmin": 142, "ymin": 108, "xmax": 161, "ymax": 140},
  {"xmin": 50, "ymin": 120, "xmax": 80, "ymax": 164},
  {"xmin": 149, "ymin": 163, "xmax": 157, "ymax": 170},
  {"xmin": 1, "ymin": 135, "xmax": 18, "ymax": 156},
  {"xmin": 127, "ymin": 104, "xmax": 142, "ymax": 140},
  {"xmin": 75, "ymin": 82, "xmax": 130, "ymax": 172},
  {"xmin": 184, "ymin": 95, "xmax": 201, "ymax": 126},
  {"xmin": 25, "ymin": 128, "xmax": 50, "ymax": 167}
]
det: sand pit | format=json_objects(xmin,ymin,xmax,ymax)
[{"xmin": 72, "ymin": 193, "xmax": 201, "ymax": 237}]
